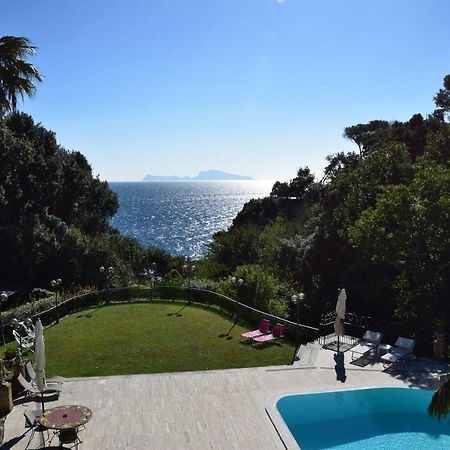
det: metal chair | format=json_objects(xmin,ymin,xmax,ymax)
[
  {"xmin": 58, "ymin": 427, "xmax": 82, "ymax": 449},
  {"xmin": 24, "ymin": 409, "xmax": 49, "ymax": 449}
]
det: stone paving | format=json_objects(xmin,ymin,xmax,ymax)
[{"xmin": 2, "ymin": 346, "xmax": 448, "ymax": 450}]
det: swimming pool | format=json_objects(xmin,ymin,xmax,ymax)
[{"xmin": 268, "ymin": 387, "xmax": 450, "ymax": 449}]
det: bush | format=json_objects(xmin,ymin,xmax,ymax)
[{"xmin": 218, "ymin": 265, "xmax": 288, "ymax": 317}]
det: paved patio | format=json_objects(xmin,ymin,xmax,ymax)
[{"xmin": 3, "ymin": 346, "xmax": 449, "ymax": 450}]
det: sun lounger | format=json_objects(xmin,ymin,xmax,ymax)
[
  {"xmin": 381, "ymin": 337, "xmax": 416, "ymax": 367},
  {"xmin": 240, "ymin": 319, "xmax": 270, "ymax": 342},
  {"xmin": 252, "ymin": 323, "xmax": 284, "ymax": 346},
  {"xmin": 350, "ymin": 330, "xmax": 383, "ymax": 360}
]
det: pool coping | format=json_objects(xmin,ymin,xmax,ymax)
[{"xmin": 265, "ymin": 385, "xmax": 421, "ymax": 450}]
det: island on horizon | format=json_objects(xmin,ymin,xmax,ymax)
[{"xmin": 142, "ymin": 169, "xmax": 253, "ymax": 182}]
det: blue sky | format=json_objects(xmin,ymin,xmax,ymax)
[{"xmin": 1, "ymin": 0, "xmax": 449, "ymax": 181}]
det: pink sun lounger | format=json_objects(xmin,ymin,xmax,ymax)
[
  {"xmin": 240, "ymin": 319, "xmax": 270, "ymax": 342},
  {"xmin": 252, "ymin": 323, "xmax": 284, "ymax": 346}
]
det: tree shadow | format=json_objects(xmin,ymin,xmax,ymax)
[
  {"xmin": 383, "ymin": 357, "xmax": 449, "ymax": 390},
  {"xmin": 75, "ymin": 304, "xmax": 106, "ymax": 319}
]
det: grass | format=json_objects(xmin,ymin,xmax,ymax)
[{"xmin": 1, "ymin": 301, "xmax": 294, "ymax": 377}]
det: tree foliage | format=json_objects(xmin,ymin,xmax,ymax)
[
  {"xmin": 202, "ymin": 74, "xmax": 450, "ymax": 346},
  {"xmin": 0, "ymin": 113, "xmax": 149, "ymax": 287}
]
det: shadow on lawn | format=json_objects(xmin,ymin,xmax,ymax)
[
  {"xmin": 75, "ymin": 304, "xmax": 106, "ymax": 320},
  {"xmin": 167, "ymin": 304, "xmax": 189, "ymax": 317}
]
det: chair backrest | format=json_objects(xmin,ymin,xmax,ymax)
[
  {"xmin": 259, "ymin": 319, "xmax": 270, "ymax": 333},
  {"xmin": 17, "ymin": 373, "xmax": 36, "ymax": 393},
  {"xmin": 272, "ymin": 323, "xmax": 284, "ymax": 338},
  {"xmin": 26, "ymin": 361, "xmax": 37, "ymax": 381},
  {"xmin": 12, "ymin": 330, "xmax": 22, "ymax": 345},
  {"xmin": 24, "ymin": 409, "xmax": 41, "ymax": 428},
  {"xmin": 59, "ymin": 427, "xmax": 78, "ymax": 444},
  {"xmin": 363, "ymin": 330, "xmax": 383, "ymax": 345},
  {"xmin": 395, "ymin": 337, "xmax": 415, "ymax": 351}
]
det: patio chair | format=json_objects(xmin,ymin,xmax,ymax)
[
  {"xmin": 17, "ymin": 373, "xmax": 62, "ymax": 399},
  {"xmin": 58, "ymin": 427, "xmax": 82, "ymax": 449},
  {"xmin": 24, "ymin": 409, "xmax": 49, "ymax": 449},
  {"xmin": 240, "ymin": 319, "xmax": 270, "ymax": 342},
  {"xmin": 26, "ymin": 361, "xmax": 65, "ymax": 387},
  {"xmin": 252, "ymin": 323, "xmax": 284, "ymax": 346},
  {"xmin": 381, "ymin": 337, "xmax": 416, "ymax": 367},
  {"xmin": 350, "ymin": 330, "xmax": 383, "ymax": 360}
]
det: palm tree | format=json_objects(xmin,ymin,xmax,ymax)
[
  {"xmin": 0, "ymin": 36, "xmax": 43, "ymax": 113},
  {"xmin": 428, "ymin": 373, "xmax": 450, "ymax": 420}
]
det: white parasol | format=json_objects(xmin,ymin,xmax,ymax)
[
  {"xmin": 34, "ymin": 319, "xmax": 47, "ymax": 411},
  {"xmin": 334, "ymin": 288, "xmax": 346, "ymax": 352}
]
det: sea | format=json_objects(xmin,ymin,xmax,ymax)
[{"xmin": 109, "ymin": 180, "xmax": 273, "ymax": 259}]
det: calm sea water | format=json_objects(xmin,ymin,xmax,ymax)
[{"xmin": 109, "ymin": 181, "xmax": 273, "ymax": 258}]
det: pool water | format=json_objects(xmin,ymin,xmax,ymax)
[{"xmin": 276, "ymin": 387, "xmax": 450, "ymax": 449}]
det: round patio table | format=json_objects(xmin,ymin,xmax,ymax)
[{"xmin": 39, "ymin": 405, "xmax": 92, "ymax": 430}]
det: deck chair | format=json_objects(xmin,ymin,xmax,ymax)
[
  {"xmin": 17, "ymin": 373, "xmax": 62, "ymax": 399},
  {"xmin": 26, "ymin": 361, "xmax": 65, "ymax": 387},
  {"xmin": 350, "ymin": 330, "xmax": 383, "ymax": 360},
  {"xmin": 240, "ymin": 319, "xmax": 270, "ymax": 342},
  {"xmin": 13, "ymin": 329, "xmax": 34, "ymax": 352},
  {"xmin": 381, "ymin": 337, "xmax": 416, "ymax": 367},
  {"xmin": 252, "ymin": 323, "xmax": 284, "ymax": 346}
]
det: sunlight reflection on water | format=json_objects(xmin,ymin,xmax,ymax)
[{"xmin": 109, "ymin": 180, "xmax": 273, "ymax": 259}]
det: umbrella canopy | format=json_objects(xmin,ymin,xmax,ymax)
[
  {"xmin": 334, "ymin": 288, "xmax": 346, "ymax": 337},
  {"xmin": 34, "ymin": 318, "xmax": 46, "ymax": 392}
]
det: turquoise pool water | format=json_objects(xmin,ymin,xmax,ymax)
[{"xmin": 276, "ymin": 387, "xmax": 450, "ymax": 449}]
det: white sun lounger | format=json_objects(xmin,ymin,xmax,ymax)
[
  {"xmin": 381, "ymin": 337, "xmax": 416, "ymax": 367},
  {"xmin": 350, "ymin": 330, "xmax": 383, "ymax": 359}
]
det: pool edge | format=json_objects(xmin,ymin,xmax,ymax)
[{"xmin": 265, "ymin": 385, "xmax": 422, "ymax": 450}]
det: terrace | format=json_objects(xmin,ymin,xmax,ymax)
[
  {"xmin": 2, "ymin": 346, "xmax": 448, "ymax": 449},
  {"xmin": 0, "ymin": 292, "xmax": 449, "ymax": 449}
]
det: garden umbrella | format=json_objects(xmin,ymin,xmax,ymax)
[
  {"xmin": 34, "ymin": 318, "xmax": 46, "ymax": 411},
  {"xmin": 334, "ymin": 288, "xmax": 346, "ymax": 353}
]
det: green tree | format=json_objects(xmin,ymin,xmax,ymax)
[
  {"xmin": 434, "ymin": 74, "xmax": 450, "ymax": 121},
  {"xmin": 348, "ymin": 164, "xmax": 450, "ymax": 341},
  {"xmin": 0, "ymin": 36, "xmax": 43, "ymax": 113}
]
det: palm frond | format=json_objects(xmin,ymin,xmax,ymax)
[
  {"xmin": 428, "ymin": 374, "xmax": 450, "ymax": 421},
  {"xmin": 0, "ymin": 35, "xmax": 43, "ymax": 112}
]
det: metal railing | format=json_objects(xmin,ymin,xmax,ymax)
[{"xmin": 0, "ymin": 285, "xmax": 319, "ymax": 344}]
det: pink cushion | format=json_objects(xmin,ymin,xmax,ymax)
[
  {"xmin": 253, "ymin": 334, "xmax": 275, "ymax": 343},
  {"xmin": 241, "ymin": 330, "xmax": 263, "ymax": 339}
]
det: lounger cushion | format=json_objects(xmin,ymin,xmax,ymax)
[
  {"xmin": 362, "ymin": 330, "xmax": 383, "ymax": 345},
  {"xmin": 253, "ymin": 334, "xmax": 276, "ymax": 343},
  {"xmin": 351, "ymin": 342, "xmax": 377, "ymax": 355},
  {"xmin": 241, "ymin": 330, "xmax": 263, "ymax": 339},
  {"xmin": 395, "ymin": 337, "xmax": 415, "ymax": 351},
  {"xmin": 381, "ymin": 347, "xmax": 411, "ymax": 363}
]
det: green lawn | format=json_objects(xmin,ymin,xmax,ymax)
[{"xmin": 3, "ymin": 301, "xmax": 294, "ymax": 377}]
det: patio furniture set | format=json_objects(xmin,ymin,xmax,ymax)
[
  {"xmin": 349, "ymin": 330, "xmax": 416, "ymax": 367},
  {"xmin": 15, "ymin": 360, "xmax": 91, "ymax": 449},
  {"xmin": 24, "ymin": 403, "xmax": 92, "ymax": 449}
]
